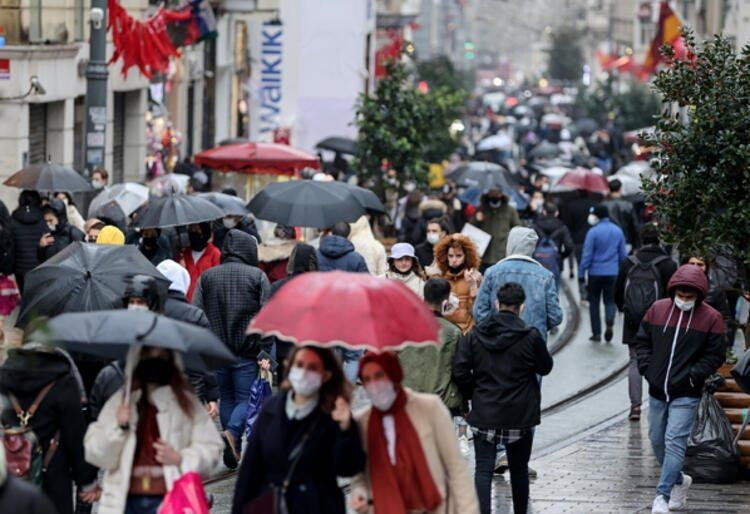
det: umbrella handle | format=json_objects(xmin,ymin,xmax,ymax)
[{"xmin": 135, "ymin": 316, "xmax": 158, "ymax": 342}]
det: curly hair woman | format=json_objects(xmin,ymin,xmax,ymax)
[{"xmin": 434, "ymin": 234, "xmax": 483, "ymax": 333}]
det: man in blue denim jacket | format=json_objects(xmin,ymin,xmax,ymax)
[{"xmin": 474, "ymin": 227, "xmax": 563, "ymax": 342}]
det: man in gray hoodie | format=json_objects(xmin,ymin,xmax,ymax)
[{"xmin": 473, "ymin": 227, "xmax": 563, "ymax": 342}]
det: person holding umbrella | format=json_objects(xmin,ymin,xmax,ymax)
[
  {"xmin": 177, "ymin": 222, "xmax": 221, "ymax": 301},
  {"xmin": 37, "ymin": 198, "xmax": 85, "ymax": 263},
  {"xmin": 8, "ymin": 190, "xmax": 47, "ymax": 289}
]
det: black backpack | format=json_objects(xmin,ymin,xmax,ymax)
[{"xmin": 623, "ymin": 255, "xmax": 670, "ymax": 326}]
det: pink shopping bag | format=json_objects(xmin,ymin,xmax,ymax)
[{"xmin": 158, "ymin": 472, "xmax": 210, "ymax": 514}]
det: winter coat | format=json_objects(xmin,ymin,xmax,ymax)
[
  {"xmin": 382, "ymin": 270, "xmax": 425, "ymax": 298},
  {"xmin": 212, "ymin": 216, "xmax": 261, "ymax": 251},
  {"xmin": 193, "ymin": 229, "xmax": 271, "ymax": 359},
  {"xmin": 443, "ymin": 270, "xmax": 476, "ymax": 334},
  {"xmin": 407, "ymin": 199, "xmax": 449, "ymax": 248},
  {"xmin": 0, "ymin": 475, "xmax": 57, "ymax": 514},
  {"xmin": 8, "ymin": 202, "xmax": 46, "ymax": 287},
  {"xmin": 560, "ymin": 195, "xmax": 597, "ymax": 246},
  {"xmin": 269, "ymin": 243, "xmax": 319, "ymax": 297},
  {"xmin": 415, "ymin": 240, "xmax": 436, "ymax": 268},
  {"xmin": 579, "ymin": 218, "xmax": 627, "ymax": 277},
  {"xmin": 65, "ymin": 203, "xmax": 86, "ymax": 233},
  {"xmin": 137, "ymin": 235, "xmax": 172, "ymax": 266},
  {"xmin": 614, "ymin": 245, "xmax": 677, "ymax": 344},
  {"xmin": 603, "ymin": 197, "xmax": 640, "ymax": 247},
  {"xmin": 316, "ymin": 235, "xmax": 369, "ymax": 273},
  {"xmin": 533, "ymin": 215, "xmax": 574, "ymax": 264},
  {"xmin": 178, "ymin": 242, "xmax": 221, "ymax": 301},
  {"xmin": 398, "ymin": 316, "xmax": 464, "ymax": 411},
  {"xmin": 350, "ymin": 216, "xmax": 387, "ymax": 276},
  {"xmin": 232, "ymin": 391, "xmax": 366, "ymax": 514},
  {"xmin": 89, "ymin": 361, "xmax": 124, "ymax": 421},
  {"xmin": 0, "ymin": 348, "xmax": 97, "ymax": 514},
  {"xmin": 471, "ymin": 203, "xmax": 521, "ymax": 265},
  {"xmin": 474, "ymin": 228, "xmax": 563, "ymax": 341},
  {"xmin": 453, "ymin": 310, "xmax": 553, "ymax": 430},
  {"xmin": 635, "ymin": 265, "xmax": 726, "ymax": 403},
  {"xmin": 84, "ymin": 385, "xmax": 223, "ymax": 514},
  {"xmin": 351, "ymin": 389, "xmax": 479, "ymax": 514},
  {"xmin": 258, "ymin": 240, "xmax": 296, "ymax": 283},
  {"xmin": 37, "ymin": 199, "xmax": 85, "ymax": 264}
]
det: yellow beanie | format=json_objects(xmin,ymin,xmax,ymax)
[{"xmin": 96, "ymin": 225, "xmax": 125, "ymax": 245}]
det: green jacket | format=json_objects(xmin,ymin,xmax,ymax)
[
  {"xmin": 398, "ymin": 316, "xmax": 464, "ymax": 411},
  {"xmin": 473, "ymin": 204, "xmax": 522, "ymax": 265}
]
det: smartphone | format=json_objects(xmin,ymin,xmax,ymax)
[{"xmin": 257, "ymin": 350, "xmax": 278, "ymax": 371}]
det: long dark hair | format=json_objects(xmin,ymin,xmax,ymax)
[
  {"xmin": 132, "ymin": 350, "xmax": 195, "ymax": 418},
  {"xmin": 282, "ymin": 346, "xmax": 351, "ymax": 414}
]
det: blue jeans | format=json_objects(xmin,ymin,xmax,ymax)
[
  {"xmin": 125, "ymin": 495, "xmax": 163, "ymax": 514},
  {"xmin": 648, "ymin": 395, "xmax": 699, "ymax": 498},
  {"xmin": 217, "ymin": 358, "xmax": 258, "ymax": 441},
  {"xmin": 587, "ymin": 275, "xmax": 616, "ymax": 337}
]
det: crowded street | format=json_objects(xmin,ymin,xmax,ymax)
[{"xmin": 1, "ymin": 1, "xmax": 750, "ymax": 513}]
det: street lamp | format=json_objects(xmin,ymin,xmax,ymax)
[{"xmin": 83, "ymin": 0, "xmax": 108, "ymax": 176}]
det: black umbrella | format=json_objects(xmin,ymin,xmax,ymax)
[
  {"xmin": 3, "ymin": 162, "xmax": 92, "ymax": 192},
  {"xmin": 451, "ymin": 162, "xmax": 528, "ymax": 210},
  {"xmin": 47, "ymin": 310, "xmax": 236, "ymax": 372},
  {"xmin": 573, "ymin": 117, "xmax": 599, "ymax": 136},
  {"xmin": 315, "ymin": 137, "xmax": 358, "ymax": 155},
  {"xmin": 528, "ymin": 140, "xmax": 562, "ymax": 160},
  {"xmin": 248, "ymin": 180, "xmax": 365, "ymax": 228},
  {"xmin": 335, "ymin": 183, "xmax": 386, "ymax": 215},
  {"xmin": 196, "ymin": 192, "xmax": 248, "ymax": 217},
  {"xmin": 89, "ymin": 199, "xmax": 127, "ymax": 231},
  {"xmin": 18, "ymin": 242, "xmax": 169, "ymax": 325},
  {"xmin": 136, "ymin": 193, "xmax": 224, "ymax": 229}
]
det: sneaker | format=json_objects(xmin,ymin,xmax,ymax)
[
  {"xmin": 604, "ymin": 325, "xmax": 614, "ymax": 342},
  {"xmin": 629, "ymin": 404, "xmax": 641, "ymax": 421},
  {"xmin": 669, "ymin": 473, "xmax": 692, "ymax": 510},
  {"xmin": 589, "ymin": 335, "xmax": 601, "ymax": 342},
  {"xmin": 651, "ymin": 495, "xmax": 669, "ymax": 514},
  {"xmin": 527, "ymin": 465, "xmax": 537, "ymax": 478},
  {"xmin": 493, "ymin": 453, "xmax": 508, "ymax": 475},
  {"xmin": 221, "ymin": 430, "xmax": 239, "ymax": 469}
]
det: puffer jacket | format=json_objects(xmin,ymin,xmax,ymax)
[
  {"xmin": 8, "ymin": 199, "xmax": 46, "ymax": 288},
  {"xmin": 350, "ymin": 216, "xmax": 387, "ymax": 276},
  {"xmin": 316, "ymin": 235, "xmax": 369, "ymax": 273},
  {"xmin": 37, "ymin": 199, "xmax": 85, "ymax": 264},
  {"xmin": 193, "ymin": 229, "xmax": 271, "ymax": 358},
  {"xmin": 84, "ymin": 384, "xmax": 223, "ymax": 514},
  {"xmin": 635, "ymin": 265, "xmax": 726, "ymax": 402}
]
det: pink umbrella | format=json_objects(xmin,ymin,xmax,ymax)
[{"xmin": 552, "ymin": 168, "xmax": 610, "ymax": 194}]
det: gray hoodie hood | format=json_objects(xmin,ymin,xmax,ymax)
[{"xmin": 505, "ymin": 226, "xmax": 538, "ymax": 257}]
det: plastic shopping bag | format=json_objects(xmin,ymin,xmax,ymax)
[
  {"xmin": 244, "ymin": 368, "xmax": 273, "ymax": 439},
  {"xmin": 158, "ymin": 471, "xmax": 209, "ymax": 514}
]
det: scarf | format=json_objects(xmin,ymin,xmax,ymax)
[{"xmin": 367, "ymin": 388, "xmax": 442, "ymax": 514}]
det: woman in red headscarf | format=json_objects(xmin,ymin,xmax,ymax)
[{"xmin": 349, "ymin": 352, "xmax": 478, "ymax": 514}]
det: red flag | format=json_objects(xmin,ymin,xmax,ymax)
[{"xmin": 643, "ymin": 1, "xmax": 683, "ymax": 73}]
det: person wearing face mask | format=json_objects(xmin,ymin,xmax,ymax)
[
  {"xmin": 137, "ymin": 228, "xmax": 172, "ymax": 266},
  {"xmin": 84, "ymin": 219, "xmax": 105, "ymax": 243},
  {"xmin": 90, "ymin": 167, "xmax": 108, "ymax": 190},
  {"xmin": 579, "ymin": 204, "xmax": 627, "ymax": 342},
  {"xmin": 212, "ymin": 213, "xmax": 261, "ymax": 252},
  {"xmin": 37, "ymin": 198, "xmax": 85, "ymax": 263},
  {"xmin": 232, "ymin": 346, "xmax": 365, "ymax": 514},
  {"xmin": 433, "ymin": 234, "xmax": 482, "ymax": 333},
  {"xmin": 635, "ymin": 265, "xmax": 725, "ymax": 514},
  {"xmin": 415, "ymin": 218, "xmax": 450, "ymax": 271},
  {"xmin": 350, "ymin": 351, "xmax": 478, "ymax": 514},
  {"xmin": 382, "ymin": 243, "xmax": 427, "ymax": 298},
  {"xmin": 471, "ymin": 188, "xmax": 521, "ymax": 272},
  {"xmin": 54, "ymin": 191, "xmax": 86, "ymax": 232},
  {"xmin": 177, "ymin": 222, "xmax": 221, "ymax": 301},
  {"xmin": 84, "ymin": 346, "xmax": 223, "ymax": 514},
  {"xmin": 453, "ymin": 283, "xmax": 553, "ymax": 514}
]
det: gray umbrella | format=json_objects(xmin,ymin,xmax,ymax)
[
  {"xmin": 136, "ymin": 193, "xmax": 224, "ymax": 229},
  {"xmin": 3, "ymin": 162, "xmax": 92, "ymax": 192},
  {"xmin": 196, "ymin": 192, "xmax": 248, "ymax": 217}
]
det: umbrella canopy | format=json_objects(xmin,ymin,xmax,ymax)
[
  {"xmin": 48, "ymin": 310, "xmax": 236, "ymax": 372},
  {"xmin": 248, "ymin": 180, "xmax": 365, "ymax": 228},
  {"xmin": 88, "ymin": 182, "xmax": 149, "ymax": 217},
  {"xmin": 528, "ymin": 140, "xmax": 563, "ymax": 160},
  {"xmin": 552, "ymin": 168, "xmax": 610, "ymax": 194},
  {"xmin": 18, "ymin": 243, "xmax": 169, "ymax": 325},
  {"xmin": 148, "ymin": 173, "xmax": 190, "ymax": 196},
  {"xmin": 196, "ymin": 192, "xmax": 248, "ymax": 217},
  {"xmin": 476, "ymin": 133, "xmax": 513, "ymax": 152},
  {"xmin": 536, "ymin": 165, "xmax": 574, "ymax": 183},
  {"xmin": 136, "ymin": 194, "xmax": 224, "ymax": 229},
  {"xmin": 315, "ymin": 136, "xmax": 358, "ymax": 155},
  {"xmin": 194, "ymin": 142, "xmax": 320, "ymax": 175},
  {"xmin": 573, "ymin": 117, "xmax": 599, "ymax": 136},
  {"xmin": 609, "ymin": 173, "xmax": 642, "ymax": 196},
  {"xmin": 247, "ymin": 271, "xmax": 440, "ymax": 351},
  {"xmin": 451, "ymin": 162, "xmax": 527, "ymax": 209},
  {"xmin": 3, "ymin": 162, "xmax": 92, "ymax": 193},
  {"xmin": 616, "ymin": 160, "xmax": 654, "ymax": 180},
  {"xmin": 340, "ymin": 184, "xmax": 386, "ymax": 215},
  {"xmin": 89, "ymin": 200, "xmax": 127, "ymax": 230}
]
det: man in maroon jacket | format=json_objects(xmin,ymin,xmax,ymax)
[{"xmin": 636, "ymin": 265, "xmax": 725, "ymax": 513}]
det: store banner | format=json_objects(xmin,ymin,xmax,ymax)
[{"xmin": 249, "ymin": 18, "xmax": 284, "ymax": 142}]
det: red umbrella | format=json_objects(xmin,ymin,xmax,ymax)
[
  {"xmin": 247, "ymin": 272, "xmax": 440, "ymax": 351},
  {"xmin": 193, "ymin": 142, "xmax": 320, "ymax": 175},
  {"xmin": 552, "ymin": 168, "xmax": 610, "ymax": 193}
]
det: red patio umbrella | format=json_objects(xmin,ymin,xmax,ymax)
[
  {"xmin": 193, "ymin": 142, "xmax": 320, "ymax": 175},
  {"xmin": 247, "ymin": 272, "xmax": 440, "ymax": 352},
  {"xmin": 552, "ymin": 168, "xmax": 610, "ymax": 194}
]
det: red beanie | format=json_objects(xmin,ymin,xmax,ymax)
[{"xmin": 358, "ymin": 351, "xmax": 404, "ymax": 384}]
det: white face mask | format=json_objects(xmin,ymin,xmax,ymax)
[
  {"xmin": 541, "ymin": 183, "xmax": 550, "ymax": 192},
  {"xmin": 223, "ymin": 217, "xmax": 238, "ymax": 229},
  {"xmin": 91, "ymin": 179, "xmax": 104, "ymax": 189},
  {"xmin": 441, "ymin": 292, "xmax": 460, "ymax": 316},
  {"xmin": 288, "ymin": 367, "xmax": 323, "ymax": 397},
  {"xmin": 674, "ymin": 297, "xmax": 696, "ymax": 312},
  {"xmin": 127, "ymin": 303, "xmax": 149, "ymax": 311},
  {"xmin": 426, "ymin": 232, "xmax": 441, "ymax": 245},
  {"xmin": 365, "ymin": 379, "xmax": 398, "ymax": 412},
  {"xmin": 587, "ymin": 214, "xmax": 599, "ymax": 226},
  {"xmin": 46, "ymin": 223, "xmax": 57, "ymax": 232}
]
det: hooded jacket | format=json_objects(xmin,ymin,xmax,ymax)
[
  {"xmin": 474, "ymin": 227, "xmax": 563, "ymax": 340},
  {"xmin": 8, "ymin": 192, "xmax": 47, "ymax": 285},
  {"xmin": 635, "ymin": 265, "xmax": 725, "ymax": 402},
  {"xmin": 193, "ymin": 229, "xmax": 271, "ymax": 358},
  {"xmin": 0, "ymin": 348, "xmax": 97, "ymax": 514},
  {"xmin": 316, "ymin": 235, "xmax": 369, "ymax": 273},
  {"xmin": 212, "ymin": 216, "xmax": 261, "ymax": 251},
  {"xmin": 37, "ymin": 199, "xmax": 85, "ymax": 264},
  {"xmin": 453, "ymin": 310, "xmax": 553, "ymax": 429},
  {"xmin": 349, "ymin": 216, "xmax": 387, "ymax": 276}
]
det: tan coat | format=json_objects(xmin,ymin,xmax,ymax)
[
  {"xmin": 443, "ymin": 270, "xmax": 476, "ymax": 334},
  {"xmin": 350, "ymin": 216, "xmax": 388, "ymax": 276},
  {"xmin": 352, "ymin": 389, "xmax": 479, "ymax": 514}
]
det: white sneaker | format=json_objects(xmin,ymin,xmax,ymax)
[
  {"xmin": 651, "ymin": 495, "xmax": 669, "ymax": 514},
  {"xmin": 668, "ymin": 473, "xmax": 692, "ymax": 510}
]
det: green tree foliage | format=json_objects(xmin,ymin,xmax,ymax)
[
  {"xmin": 416, "ymin": 55, "xmax": 473, "ymax": 92},
  {"xmin": 575, "ymin": 77, "xmax": 660, "ymax": 131},
  {"xmin": 547, "ymin": 27, "xmax": 584, "ymax": 82},
  {"xmin": 642, "ymin": 29, "xmax": 750, "ymax": 275}
]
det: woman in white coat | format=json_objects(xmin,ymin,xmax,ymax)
[
  {"xmin": 84, "ymin": 346, "xmax": 223, "ymax": 514},
  {"xmin": 381, "ymin": 243, "xmax": 427, "ymax": 299}
]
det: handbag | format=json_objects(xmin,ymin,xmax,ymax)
[
  {"xmin": 157, "ymin": 471, "xmax": 210, "ymax": 514},
  {"xmin": 243, "ymin": 415, "xmax": 320, "ymax": 514}
]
